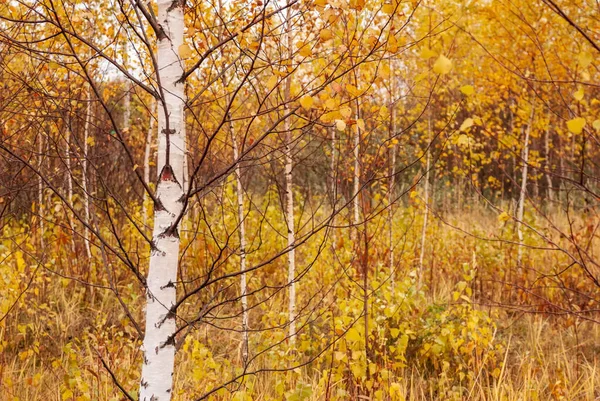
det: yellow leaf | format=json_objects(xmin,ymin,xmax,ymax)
[
  {"xmin": 577, "ymin": 51, "xmax": 593, "ymax": 68},
  {"xmin": 346, "ymin": 327, "xmax": 361, "ymax": 342},
  {"xmin": 346, "ymin": 84, "xmax": 360, "ymax": 97},
  {"xmin": 319, "ymin": 28, "xmax": 332, "ymax": 41},
  {"xmin": 460, "ymin": 118, "xmax": 474, "ymax": 131},
  {"xmin": 593, "ymin": 119, "xmax": 600, "ymax": 131},
  {"xmin": 266, "ymin": 75, "xmax": 278, "ymax": 90},
  {"xmin": 299, "ymin": 95, "xmax": 314, "ymax": 110},
  {"xmin": 460, "ymin": 85, "xmax": 474, "ymax": 96},
  {"xmin": 324, "ymin": 99, "xmax": 336, "ymax": 110},
  {"xmin": 249, "ymin": 41, "xmax": 260, "ymax": 52},
  {"xmin": 387, "ymin": 35, "xmax": 398, "ymax": 53},
  {"xmin": 356, "ymin": 119, "xmax": 365, "ymax": 131},
  {"xmin": 382, "ymin": 3, "xmax": 395, "ymax": 14},
  {"xmin": 290, "ymin": 82, "xmax": 301, "ymax": 97},
  {"xmin": 390, "ymin": 328, "xmax": 400, "ymax": 339},
  {"xmin": 498, "ymin": 211, "xmax": 510, "ymax": 223},
  {"xmin": 178, "ymin": 44, "xmax": 193, "ymax": 59},
  {"xmin": 433, "ymin": 55, "xmax": 452, "ymax": 74},
  {"xmin": 456, "ymin": 134, "xmax": 469, "ymax": 146},
  {"xmin": 567, "ymin": 117, "xmax": 586, "ymax": 134},
  {"xmin": 335, "ymin": 119, "xmax": 346, "ymax": 131},
  {"xmin": 340, "ymin": 106, "xmax": 352, "ymax": 119},
  {"xmin": 420, "ymin": 47, "xmax": 436, "ymax": 59},
  {"xmin": 573, "ymin": 88, "xmax": 584, "ymax": 101},
  {"xmin": 296, "ymin": 42, "xmax": 312, "ymax": 57}
]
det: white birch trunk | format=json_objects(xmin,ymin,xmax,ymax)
[
  {"xmin": 388, "ymin": 62, "xmax": 396, "ymax": 292},
  {"xmin": 418, "ymin": 117, "xmax": 431, "ymax": 286},
  {"xmin": 139, "ymin": 0, "xmax": 186, "ymax": 399},
  {"xmin": 516, "ymin": 99, "xmax": 535, "ymax": 269},
  {"xmin": 65, "ymin": 115, "xmax": 73, "ymax": 206},
  {"xmin": 285, "ymin": 123, "xmax": 296, "ymax": 344},
  {"xmin": 232, "ymin": 132, "xmax": 249, "ymax": 361},
  {"xmin": 144, "ymin": 105, "xmax": 156, "ymax": 227},
  {"xmin": 82, "ymin": 91, "xmax": 92, "ymax": 260},
  {"xmin": 388, "ymin": 134, "xmax": 396, "ymax": 292},
  {"xmin": 38, "ymin": 134, "xmax": 44, "ymax": 248},
  {"xmin": 329, "ymin": 128, "xmax": 336, "ymax": 246},
  {"xmin": 352, "ymin": 106, "xmax": 361, "ymax": 241},
  {"xmin": 284, "ymin": 2, "xmax": 297, "ymax": 345}
]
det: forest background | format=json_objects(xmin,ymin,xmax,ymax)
[{"xmin": 0, "ymin": 0, "xmax": 599, "ymax": 400}]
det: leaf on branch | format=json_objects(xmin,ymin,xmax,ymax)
[
  {"xmin": 460, "ymin": 85, "xmax": 474, "ymax": 96},
  {"xmin": 460, "ymin": 118, "xmax": 474, "ymax": 132},
  {"xmin": 420, "ymin": 47, "xmax": 436, "ymax": 59},
  {"xmin": 299, "ymin": 96, "xmax": 314, "ymax": 110},
  {"xmin": 567, "ymin": 117, "xmax": 586, "ymax": 134},
  {"xmin": 433, "ymin": 55, "xmax": 452, "ymax": 75},
  {"xmin": 178, "ymin": 44, "xmax": 193, "ymax": 59},
  {"xmin": 577, "ymin": 51, "xmax": 593, "ymax": 68}
]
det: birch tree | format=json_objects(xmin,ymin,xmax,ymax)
[{"xmin": 138, "ymin": 0, "xmax": 186, "ymax": 398}]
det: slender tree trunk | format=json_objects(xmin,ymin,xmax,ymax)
[
  {"xmin": 330, "ymin": 128, "xmax": 337, "ymax": 247},
  {"xmin": 65, "ymin": 115, "xmax": 73, "ymax": 206},
  {"xmin": 138, "ymin": 0, "xmax": 186, "ymax": 399},
  {"xmin": 38, "ymin": 134, "xmax": 44, "ymax": 248},
  {"xmin": 352, "ymin": 99, "xmax": 361, "ymax": 242},
  {"xmin": 544, "ymin": 108, "xmax": 553, "ymax": 203},
  {"xmin": 232, "ymin": 131, "xmax": 249, "ymax": 361},
  {"xmin": 144, "ymin": 104, "xmax": 155, "ymax": 227},
  {"xmin": 284, "ymin": 2, "xmax": 296, "ymax": 345},
  {"xmin": 82, "ymin": 91, "xmax": 92, "ymax": 260},
  {"xmin": 418, "ymin": 116, "xmax": 431, "ymax": 287},
  {"xmin": 516, "ymin": 97, "xmax": 535, "ymax": 270},
  {"xmin": 388, "ymin": 104, "xmax": 397, "ymax": 292}
]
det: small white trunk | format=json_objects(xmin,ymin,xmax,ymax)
[
  {"xmin": 285, "ymin": 124, "xmax": 296, "ymax": 344},
  {"xmin": 516, "ymin": 99, "xmax": 535, "ymax": 269},
  {"xmin": 329, "ymin": 128, "xmax": 337, "ymax": 246},
  {"xmin": 418, "ymin": 117, "xmax": 431, "ymax": 286},
  {"xmin": 139, "ymin": 0, "xmax": 186, "ymax": 399},
  {"xmin": 82, "ymin": 91, "xmax": 92, "ymax": 260},
  {"xmin": 388, "ymin": 63, "xmax": 396, "ymax": 292},
  {"xmin": 388, "ymin": 138, "xmax": 397, "ymax": 292},
  {"xmin": 38, "ymin": 135, "xmax": 44, "ymax": 248},
  {"xmin": 352, "ymin": 106, "xmax": 361, "ymax": 240},
  {"xmin": 232, "ymin": 132, "xmax": 249, "ymax": 361},
  {"xmin": 65, "ymin": 115, "xmax": 73, "ymax": 206},
  {"xmin": 284, "ymin": 2, "xmax": 296, "ymax": 345}
]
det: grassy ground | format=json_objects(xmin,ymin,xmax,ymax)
[{"xmin": 1, "ymin": 200, "xmax": 598, "ymax": 400}]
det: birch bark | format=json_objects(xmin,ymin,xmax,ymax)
[
  {"xmin": 82, "ymin": 91, "xmax": 92, "ymax": 260},
  {"xmin": 138, "ymin": 0, "xmax": 186, "ymax": 398},
  {"xmin": 283, "ymin": 2, "xmax": 297, "ymax": 345},
  {"xmin": 516, "ymin": 98, "xmax": 535, "ymax": 269},
  {"xmin": 143, "ymin": 105, "xmax": 155, "ymax": 227}
]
